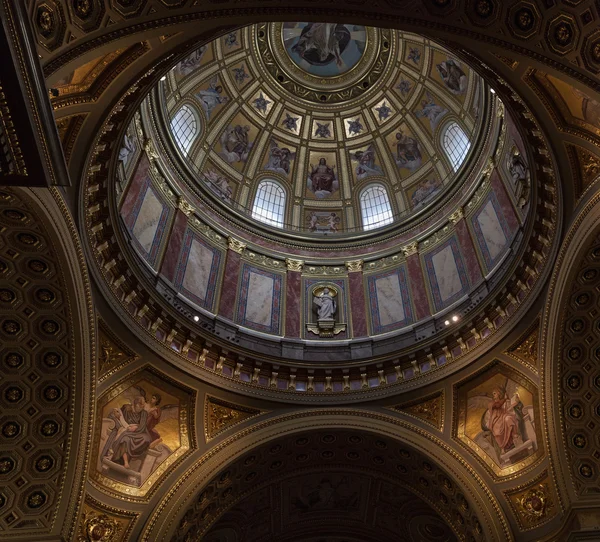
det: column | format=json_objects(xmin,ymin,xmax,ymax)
[
  {"xmin": 159, "ymin": 197, "xmax": 191, "ymax": 283},
  {"xmin": 450, "ymin": 208, "xmax": 483, "ymax": 286},
  {"xmin": 402, "ymin": 242, "xmax": 431, "ymax": 321},
  {"xmin": 346, "ymin": 260, "xmax": 367, "ymax": 337},
  {"xmin": 285, "ymin": 259, "xmax": 303, "ymax": 337},
  {"xmin": 219, "ymin": 237, "xmax": 245, "ymax": 320}
]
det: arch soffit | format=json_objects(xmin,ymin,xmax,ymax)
[
  {"xmin": 541, "ymin": 191, "xmax": 600, "ymax": 508},
  {"xmin": 141, "ymin": 410, "xmax": 512, "ymax": 542},
  {"xmin": 7, "ymin": 187, "xmax": 96, "ymax": 540}
]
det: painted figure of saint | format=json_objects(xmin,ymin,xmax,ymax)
[
  {"xmin": 436, "ymin": 59, "xmax": 467, "ymax": 95},
  {"xmin": 220, "ymin": 124, "xmax": 252, "ymax": 163},
  {"xmin": 485, "ymin": 388, "xmax": 520, "ymax": 454},
  {"xmin": 291, "ymin": 23, "xmax": 350, "ymax": 67},
  {"xmin": 308, "ymin": 158, "xmax": 338, "ymax": 198},
  {"xmin": 351, "ymin": 145, "xmax": 382, "ymax": 180},
  {"xmin": 395, "ymin": 130, "xmax": 422, "ymax": 171},
  {"xmin": 175, "ymin": 46, "xmax": 207, "ymax": 78},
  {"xmin": 265, "ymin": 140, "xmax": 295, "ymax": 176},
  {"xmin": 415, "ymin": 91, "xmax": 448, "ymax": 132},
  {"xmin": 196, "ymin": 76, "xmax": 228, "ymax": 120}
]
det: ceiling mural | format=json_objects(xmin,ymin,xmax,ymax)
[
  {"xmin": 162, "ymin": 24, "xmax": 482, "ymax": 232},
  {"xmin": 91, "ymin": 367, "xmax": 196, "ymax": 499}
]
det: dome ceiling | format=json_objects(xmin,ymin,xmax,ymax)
[
  {"xmin": 161, "ymin": 24, "xmax": 484, "ymax": 233},
  {"xmin": 106, "ymin": 21, "xmax": 553, "ymax": 399}
]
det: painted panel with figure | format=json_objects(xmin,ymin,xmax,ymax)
[
  {"xmin": 454, "ymin": 363, "xmax": 542, "ymax": 478},
  {"xmin": 93, "ymin": 368, "xmax": 195, "ymax": 497}
]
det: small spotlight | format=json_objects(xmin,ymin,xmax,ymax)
[
  {"xmin": 444, "ymin": 320, "xmax": 450, "ymax": 326},
  {"xmin": 160, "ymin": 75, "xmax": 167, "ymax": 81},
  {"xmin": 452, "ymin": 315, "xmax": 459, "ymax": 322},
  {"xmin": 490, "ymin": 87, "xmax": 496, "ymax": 94},
  {"xmin": 193, "ymin": 315, "xmax": 199, "ymax": 322}
]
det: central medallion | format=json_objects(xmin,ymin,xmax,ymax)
[
  {"xmin": 282, "ymin": 23, "xmax": 367, "ymax": 77},
  {"xmin": 254, "ymin": 22, "xmax": 393, "ymax": 105}
]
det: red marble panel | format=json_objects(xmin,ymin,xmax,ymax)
[
  {"xmin": 285, "ymin": 271, "xmax": 301, "ymax": 337},
  {"xmin": 349, "ymin": 271, "xmax": 368, "ymax": 337},
  {"xmin": 159, "ymin": 209, "xmax": 188, "ymax": 283},
  {"xmin": 491, "ymin": 170, "xmax": 519, "ymax": 233},
  {"xmin": 455, "ymin": 219, "xmax": 483, "ymax": 285},
  {"xmin": 219, "ymin": 249, "xmax": 241, "ymax": 320},
  {"xmin": 406, "ymin": 254, "xmax": 431, "ymax": 320},
  {"xmin": 119, "ymin": 153, "xmax": 150, "ymax": 220}
]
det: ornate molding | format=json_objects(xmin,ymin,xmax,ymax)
[
  {"xmin": 285, "ymin": 258, "xmax": 304, "ymax": 272},
  {"xmin": 227, "ymin": 236, "xmax": 246, "ymax": 254}
]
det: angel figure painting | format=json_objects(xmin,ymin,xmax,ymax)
[
  {"xmin": 98, "ymin": 380, "xmax": 181, "ymax": 488},
  {"xmin": 461, "ymin": 371, "xmax": 539, "ymax": 472},
  {"xmin": 264, "ymin": 139, "xmax": 296, "ymax": 177},
  {"xmin": 219, "ymin": 123, "xmax": 254, "ymax": 166}
]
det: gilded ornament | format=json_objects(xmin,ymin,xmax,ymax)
[
  {"xmin": 205, "ymin": 396, "xmax": 261, "ymax": 440},
  {"xmin": 449, "ymin": 208, "xmax": 464, "ymax": 225},
  {"xmin": 227, "ymin": 237, "xmax": 246, "ymax": 254},
  {"xmin": 345, "ymin": 259, "xmax": 363, "ymax": 272},
  {"xmin": 401, "ymin": 242, "xmax": 418, "ymax": 257},
  {"xmin": 285, "ymin": 258, "xmax": 304, "ymax": 272},
  {"xmin": 393, "ymin": 392, "xmax": 444, "ymax": 430},
  {"xmin": 177, "ymin": 197, "xmax": 195, "ymax": 216},
  {"xmin": 516, "ymin": 483, "xmax": 554, "ymax": 525},
  {"xmin": 79, "ymin": 511, "xmax": 121, "ymax": 541}
]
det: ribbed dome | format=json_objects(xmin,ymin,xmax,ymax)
[{"xmin": 160, "ymin": 23, "xmax": 486, "ymax": 235}]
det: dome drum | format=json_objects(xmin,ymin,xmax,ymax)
[{"xmin": 84, "ymin": 22, "xmax": 559, "ymax": 400}]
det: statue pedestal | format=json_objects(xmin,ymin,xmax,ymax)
[{"xmin": 306, "ymin": 319, "xmax": 346, "ymax": 338}]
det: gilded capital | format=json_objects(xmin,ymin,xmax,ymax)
[
  {"xmin": 345, "ymin": 259, "xmax": 363, "ymax": 272},
  {"xmin": 449, "ymin": 208, "xmax": 464, "ymax": 225},
  {"xmin": 177, "ymin": 196, "xmax": 195, "ymax": 216},
  {"xmin": 401, "ymin": 242, "xmax": 418, "ymax": 257},
  {"xmin": 285, "ymin": 258, "xmax": 304, "ymax": 272},
  {"xmin": 227, "ymin": 237, "xmax": 247, "ymax": 254}
]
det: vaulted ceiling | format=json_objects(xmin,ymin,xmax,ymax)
[{"xmin": 1, "ymin": 1, "xmax": 600, "ymax": 541}]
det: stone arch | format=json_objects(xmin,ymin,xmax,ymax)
[
  {"xmin": 0, "ymin": 187, "xmax": 94, "ymax": 540},
  {"xmin": 541, "ymin": 192, "xmax": 600, "ymax": 508},
  {"xmin": 141, "ymin": 410, "xmax": 511, "ymax": 541}
]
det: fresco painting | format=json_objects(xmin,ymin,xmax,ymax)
[
  {"xmin": 458, "ymin": 367, "xmax": 540, "ymax": 474},
  {"xmin": 97, "ymin": 379, "xmax": 182, "ymax": 489},
  {"xmin": 282, "ymin": 23, "xmax": 367, "ymax": 77}
]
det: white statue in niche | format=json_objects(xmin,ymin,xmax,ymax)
[
  {"xmin": 313, "ymin": 287, "xmax": 336, "ymax": 321},
  {"xmin": 307, "ymin": 285, "xmax": 346, "ymax": 338}
]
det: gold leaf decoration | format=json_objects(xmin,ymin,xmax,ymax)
[
  {"xmin": 77, "ymin": 496, "xmax": 137, "ymax": 541},
  {"xmin": 506, "ymin": 319, "xmax": 539, "ymax": 368},
  {"xmin": 205, "ymin": 395, "xmax": 262, "ymax": 441},
  {"xmin": 98, "ymin": 317, "xmax": 139, "ymax": 380},
  {"xmin": 504, "ymin": 472, "xmax": 557, "ymax": 530},
  {"xmin": 576, "ymin": 146, "xmax": 600, "ymax": 192},
  {"xmin": 392, "ymin": 391, "xmax": 444, "ymax": 430}
]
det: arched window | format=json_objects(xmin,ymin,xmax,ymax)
[
  {"xmin": 442, "ymin": 121, "xmax": 470, "ymax": 171},
  {"xmin": 360, "ymin": 184, "xmax": 393, "ymax": 230},
  {"xmin": 170, "ymin": 105, "xmax": 199, "ymax": 154},
  {"xmin": 252, "ymin": 180, "xmax": 286, "ymax": 228}
]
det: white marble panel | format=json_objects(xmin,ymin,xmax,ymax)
[
  {"xmin": 375, "ymin": 274, "xmax": 405, "ymax": 327},
  {"xmin": 432, "ymin": 245, "xmax": 462, "ymax": 302},
  {"xmin": 245, "ymin": 271, "xmax": 274, "ymax": 327},
  {"xmin": 132, "ymin": 188, "xmax": 163, "ymax": 253},
  {"xmin": 477, "ymin": 200, "xmax": 507, "ymax": 262},
  {"xmin": 182, "ymin": 239, "xmax": 214, "ymax": 302}
]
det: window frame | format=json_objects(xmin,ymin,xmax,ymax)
[
  {"xmin": 359, "ymin": 183, "xmax": 394, "ymax": 231},
  {"xmin": 251, "ymin": 179, "xmax": 287, "ymax": 228},
  {"xmin": 440, "ymin": 120, "xmax": 470, "ymax": 172},
  {"xmin": 170, "ymin": 103, "xmax": 200, "ymax": 155}
]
